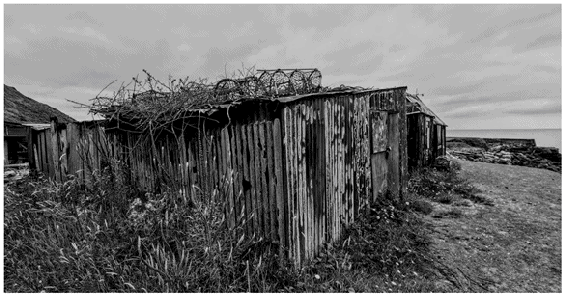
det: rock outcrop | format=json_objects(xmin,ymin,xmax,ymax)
[{"xmin": 448, "ymin": 139, "xmax": 561, "ymax": 173}]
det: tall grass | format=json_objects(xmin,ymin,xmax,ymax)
[{"xmin": 4, "ymin": 167, "xmax": 298, "ymax": 292}]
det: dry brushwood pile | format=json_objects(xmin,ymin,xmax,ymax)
[
  {"xmin": 87, "ymin": 68, "xmax": 371, "ymax": 136},
  {"xmin": 89, "ymin": 68, "xmax": 326, "ymax": 131}
]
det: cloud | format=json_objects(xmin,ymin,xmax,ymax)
[
  {"xmin": 4, "ymin": 4, "xmax": 561, "ymax": 128},
  {"xmin": 65, "ymin": 10, "xmax": 102, "ymax": 26},
  {"xmin": 21, "ymin": 23, "xmax": 43, "ymax": 35},
  {"xmin": 58, "ymin": 26, "xmax": 111, "ymax": 43},
  {"xmin": 177, "ymin": 43, "xmax": 192, "ymax": 52}
]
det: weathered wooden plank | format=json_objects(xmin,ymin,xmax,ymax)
[
  {"xmin": 290, "ymin": 106, "xmax": 300, "ymax": 264},
  {"xmin": 311, "ymin": 100, "xmax": 317, "ymax": 255},
  {"xmin": 338, "ymin": 99, "xmax": 344, "ymax": 238},
  {"xmin": 300, "ymin": 103, "xmax": 308, "ymax": 259},
  {"xmin": 349, "ymin": 96, "xmax": 355, "ymax": 223},
  {"xmin": 302, "ymin": 103, "xmax": 311, "ymax": 259},
  {"xmin": 229, "ymin": 126, "xmax": 241, "ymax": 232},
  {"xmin": 246, "ymin": 124, "xmax": 259, "ymax": 237},
  {"xmin": 295, "ymin": 107, "xmax": 301, "ymax": 263},
  {"xmin": 221, "ymin": 128, "xmax": 235, "ymax": 229},
  {"xmin": 258, "ymin": 122, "xmax": 270, "ymax": 240},
  {"xmin": 398, "ymin": 89, "xmax": 408, "ymax": 199},
  {"xmin": 214, "ymin": 131, "xmax": 223, "ymax": 201},
  {"xmin": 365, "ymin": 95, "xmax": 372, "ymax": 207},
  {"xmin": 388, "ymin": 112, "xmax": 400, "ymax": 200},
  {"xmin": 232, "ymin": 124, "xmax": 244, "ymax": 232},
  {"xmin": 178, "ymin": 134, "xmax": 188, "ymax": 202},
  {"xmin": 334, "ymin": 100, "xmax": 340, "ymax": 240},
  {"xmin": 187, "ymin": 137, "xmax": 195, "ymax": 200},
  {"xmin": 265, "ymin": 121, "xmax": 277, "ymax": 242},
  {"xmin": 207, "ymin": 133, "xmax": 216, "ymax": 194},
  {"xmin": 272, "ymin": 118, "xmax": 286, "ymax": 263},
  {"xmin": 345, "ymin": 97, "xmax": 350, "ymax": 223},
  {"xmin": 345, "ymin": 98, "xmax": 350, "ymax": 223},
  {"xmin": 297, "ymin": 104, "xmax": 305, "ymax": 263},
  {"xmin": 36, "ymin": 132, "xmax": 44, "ymax": 173},
  {"xmin": 195, "ymin": 132, "xmax": 204, "ymax": 197},
  {"xmin": 210, "ymin": 132, "xmax": 218, "ymax": 200},
  {"xmin": 327, "ymin": 99, "xmax": 332, "ymax": 242},
  {"xmin": 92, "ymin": 128, "xmax": 101, "ymax": 178},
  {"xmin": 309, "ymin": 101, "xmax": 316, "ymax": 257},
  {"xmin": 288, "ymin": 107, "xmax": 297, "ymax": 262},
  {"xmin": 49, "ymin": 118, "xmax": 60, "ymax": 181},
  {"xmin": 213, "ymin": 130, "xmax": 222, "ymax": 197},
  {"xmin": 339, "ymin": 99, "xmax": 345, "ymax": 230},
  {"xmin": 59, "ymin": 128, "xmax": 69, "ymax": 180},
  {"xmin": 313, "ymin": 99, "xmax": 320, "ymax": 255},
  {"xmin": 252, "ymin": 122, "xmax": 264, "ymax": 238},
  {"xmin": 327, "ymin": 100, "xmax": 332, "ymax": 242},
  {"xmin": 324, "ymin": 99, "xmax": 331, "ymax": 243},
  {"xmin": 27, "ymin": 127, "xmax": 35, "ymax": 172},
  {"xmin": 318, "ymin": 98, "xmax": 326, "ymax": 250},
  {"xmin": 239, "ymin": 125, "xmax": 253, "ymax": 238},
  {"xmin": 303, "ymin": 104, "xmax": 310, "ymax": 261},
  {"xmin": 84, "ymin": 129, "xmax": 95, "ymax": 188},
  {"xmin": 201, "ymin": 132, "xmax": 209, "ymax": 198},
  {"xmin": 42, "ymin": 131, "xmax": 49, "ymax": 175},
  {"xmin": 282, "ymin": 108, "xmax": 294, "ymax": 260}
]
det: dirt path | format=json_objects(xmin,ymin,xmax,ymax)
[{"xmin": 425, "ymin": 160, "xmax": 561, "ymax": 292}]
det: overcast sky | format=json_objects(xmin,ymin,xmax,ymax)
[{"xmin": 4, "ymin": 4, "xmax": 561, "ymax": 129}]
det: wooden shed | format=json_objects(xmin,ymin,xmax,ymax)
[
  {"xmin": 406, "ymin": 93, "xmax": 447, "ymax": 168},
  {"xmin": 35, "ymin": 80, "xmax": 409, "ymax": 265}
]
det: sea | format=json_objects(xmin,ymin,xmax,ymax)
[{"xmin": 446, "ymin": 129, "xmax": 562, "ymax": 152}]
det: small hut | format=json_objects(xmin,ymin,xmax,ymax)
[
  {"xmin": 34, "ymin": 69, "xmax": 410, "ymax": 266},
  {"xmin": 405, "ymin": 93, "xmax": 447, "ymax": 168},
  {"xmin": 92, "ymin": 69, "xmax": 408, "ymax": 265}
]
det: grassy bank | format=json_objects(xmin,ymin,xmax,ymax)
[{"xmin": 5, "ymin": 164, "xmax": 477, "ymax": 292}]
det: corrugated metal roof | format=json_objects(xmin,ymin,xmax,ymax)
[{"xmin": 405, "ymin": 93, "xmax": 447, "ymax": 126}]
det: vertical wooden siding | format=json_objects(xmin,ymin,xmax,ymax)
[{"xmin": 281, "ymin": 93, "xmax": 376, "ymax": 266}]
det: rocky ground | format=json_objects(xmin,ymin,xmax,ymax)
[{"xmin": 447, "ymin": 138, "xmax": 561, "ymax": 173}]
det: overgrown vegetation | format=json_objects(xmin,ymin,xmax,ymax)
[
  {"xmin": 4, "ymin": 168, "xmax": 297, "ymax": 292},
  {"xmin": 408, "ymin": 162, "xmax": 493, "ymax": 206},
  {"xmin": 6, "ymin": 162, "xmax": 480, "ymax": 292}
]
